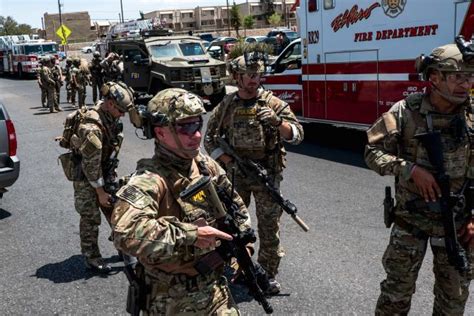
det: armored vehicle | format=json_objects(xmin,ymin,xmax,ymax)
[{"xmin": 108, "ymin": 28, "xmax": 228, "ymax": 106}]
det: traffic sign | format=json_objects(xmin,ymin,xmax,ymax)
[{"xmin": 56, "ymin": 24, "xmax": 71, "ymax": 41}]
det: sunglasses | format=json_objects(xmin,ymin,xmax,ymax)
[
  {"xmin": 173, "ymin": 119, "xmax": 203, "ymax": 136},
  {"xmin": 444, "ymin": 72, "xmax": 474, "ymax": 84}
]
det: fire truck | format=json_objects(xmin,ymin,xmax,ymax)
[
  {"xmin": 263, "ymin": 0, "xmax": 474, "ymax": 128},
  {"xmin": 0, "ymin": 35, "xmax": 59, "ymax": 78}
]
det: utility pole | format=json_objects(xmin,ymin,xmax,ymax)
[
  {"xmin": 57, "ymin": 0, "xmax": 67, "ymax": 54},
  {"xmin": 226, "ymin": 0, "xmax": 230, "ymax": 36},
  {"xmin": 120, "ymin": 0, "xmax": 125, "ymax": 23}
]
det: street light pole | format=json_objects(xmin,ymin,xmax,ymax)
[
  {"xmin": 57, "ymin": 0, "xmax": 67, "ymax": 54},
  {"xmin": 226, "ymin": 0, "xmax": 230, "ymax": 36},
  {"xmin": 120, "ymin": 0, "xmax": 124, "ymax": 23}
]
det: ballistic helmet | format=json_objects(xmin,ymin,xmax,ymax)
[
  {"xmin": 66, "ymin": 58, "xmax": 72, "ymax": 65},
  {"xmin": 72, "ymin": 58, "xmax": 81, "ymax": 66},
  {"xmin": 100, "ymin": 81, "xmax": 134, "ymax": 113},
  {"xmin": 230, "ymin": 51, "xmax": 267, "ymax": 74},
  {"xmin": 416, "ymin": 38, "xmax": 474, "ymax": 80},
  {"xmin": 147, "ymin": 88, "xmax": 205, "ymax": 126},
  {"xmin": 93, "ymin": 52, "xmax": 101, "ymax": 59}
]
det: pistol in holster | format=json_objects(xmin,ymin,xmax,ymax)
[{"xmin": 384, "ymin": 186, "xmax": 395, "ymax": 228}]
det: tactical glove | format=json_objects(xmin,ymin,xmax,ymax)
[{"xmin": 257, "ymin": 107, "xmax": 282, "ymax": 127}]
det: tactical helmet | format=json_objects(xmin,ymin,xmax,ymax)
[
  {"xmin": 147, "ymin": 88, "xmax": 205, "ymax": 126},
  {"xmin": 66, "ymin": 58, "xmax": 72, "ymax": 65},
  {"xmin": 230, "ymin": 51, "xmax": 267, "ymax": 74},
  {"xmin": 72, "ymin": 58, "xmax": 81, "ymax": 66},
  {"xmin": 416, "ymin": 43, "xmax": 474, "ymax": 80},
  {"xmin": 41, "ymin": 56, "xmax": 50, "ymax": 64},
  {"xmin": 93, "ymin": 52, "xmax": 101, "ymax": 58},
  {"xmin": 49, "ymin": 55, "xmax": 57, "ymax": 62},
  {"xmin": 100, "ymin": 81, "xmax": 134, "ymax": 113}
]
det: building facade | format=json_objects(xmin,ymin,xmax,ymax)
[
  {"xmin": 144, "ymin": 0, "xmax": 297, "ymax": 32},
  {"xmin": 44, "ymin": 11, "xmax": 97, "ymax": 43}
]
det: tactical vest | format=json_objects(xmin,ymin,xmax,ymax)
[
  {"xmin": 397, "ymin": 94, "xmax": 471, "ymax": 201},
  {"xmin": 136, "ymin": 155, "xmax": 219, "ymax": 266},
  {"xmin": 220, "ymin": 91, "xmax": 280, "ymax": 160}
]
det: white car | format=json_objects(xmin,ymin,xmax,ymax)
[
  {"xmin": 81, "ymin": 44, "xmax": 97, "ymax": 54},
  {"xmin": 244, "ymin": 36, "xmax": 266, "ymax": 44}
]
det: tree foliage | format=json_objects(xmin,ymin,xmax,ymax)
[
  {"xmin": 243, "ymin": 15, "xmax": 255, "ymax": 30},
  {"xmin": 0, "ymin": 16, "xmax": 33, "ymax": 36},
  {"xmin": 268, "ymin": 12, "xmax": 282, "ymax": 27},
  {"xmin": 260, "ymin": 0, "xmax": 275, "ymax": 19},
  {"xmin": 230, "ymin": 4, "xmax": 242, "ymax": 37}
]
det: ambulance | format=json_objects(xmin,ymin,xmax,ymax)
[{"xmin": 263, "ymin": 0, "xmax": 474, "ymax": 128}]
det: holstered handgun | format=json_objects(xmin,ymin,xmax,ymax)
[{"xmin": 384, "ymin": 186, "xmax": 395, "ymax": 228}]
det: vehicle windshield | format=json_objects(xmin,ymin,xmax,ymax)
[
  {"xmin": 149, "ymin": 42, "xmax": 204, "ymax": 58},
  {"xmin": 24, "ymin": 44, "xmax": 58, "ymax": 54}
]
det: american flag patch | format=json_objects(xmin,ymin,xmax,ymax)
[{"xmin": 117, "ymin": 185, "xmax": 143, "ymax": 203}]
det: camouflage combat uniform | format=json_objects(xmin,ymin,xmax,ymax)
[
  {"xmin": 71, "ymin": 103, "xmax": 124, "ymax": 263},
  {"xmin": 89, "ymin": 53, "xmax": 104, "ymax": 103},
  {"xmin": 100, "ymin": 57, "xmax": 122, "ymax": 83},
  {"xmin": 112, "ymin": 88, "xmax": 247, "ymax": 315},
  {"xmin": 36, "ymin": 61, "xmax": 47, "ymax": 107},
  {"xmin": 50, "ymin": 58, "xmax": 63, "ymax": 105},
  {"xmin": 71, "ymin": 59, "xmax": 89, "ymax": 109},
  {"xmin": 63, "ymin": 59, "xmax": 74, "ymax": 104},
  {"xmin": 365, "ymin": 44, "xmax": 474, "ymax": 315},
  {"xmin": 204, "ymin": 87, "xmax": 304, "ymax": 280},
  {"xmin": 39, "ymin": 59, "xmax": 59, "ymax": 113}
]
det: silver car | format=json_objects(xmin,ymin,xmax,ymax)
[{"xmin": 0, "ymin": 103, "xmax": 20, "ymax": 198}]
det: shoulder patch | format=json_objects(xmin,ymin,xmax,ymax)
[{"xmin": 116, "ymin": 185, "xmax": 153, "ymax": 209}]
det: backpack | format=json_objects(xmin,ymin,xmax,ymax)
[{"xmin": 57, "ymin": 107, "xmax": 101, "ymax": 149}]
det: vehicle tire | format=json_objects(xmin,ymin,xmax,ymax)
[
  {"xmin": 17, "ymin": 64, "xmax": 23, "ymax": 79},
  {"xmin": 87, "ymin": 49, "xmax": 92, "ymax": 53}
]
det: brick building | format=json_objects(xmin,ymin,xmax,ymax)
[{"xmin": 44, "ymin": 11, "xmax": 96, "ymax": 43}]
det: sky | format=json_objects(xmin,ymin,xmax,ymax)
[{"xmin": 0, "ymin": 0, "xmax": 244, "ymax": 28}]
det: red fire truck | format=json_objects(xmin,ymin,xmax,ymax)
[
  {"xmin": 0, "ymin": 35, "xmax": 58, "ymax": 78},
  {"xmin": 263, "ymin": 0, "xmax": 474, "ymax": 128}
]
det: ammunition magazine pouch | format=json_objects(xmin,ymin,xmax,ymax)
[
  {"xmin": 126, "ymin": 262, "xmax": 146, "ymax": 315},
  {"xmin": 58, "ymin": 152, "xmax": 84, "ymax": 181}
]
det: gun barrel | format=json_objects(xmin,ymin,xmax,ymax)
[{"xmin": 292, "ymin": 214, "xmax": 309, "ymax": 232}]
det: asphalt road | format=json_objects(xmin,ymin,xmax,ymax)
[{"xmin": 0, "ymin": 76, "xmax": 473, "ymax": 315}]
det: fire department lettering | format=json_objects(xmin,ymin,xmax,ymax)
[{"xmin": 354, "ymin": 24, "xmax": 438, "ymax": 42}]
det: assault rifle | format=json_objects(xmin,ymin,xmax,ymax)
[
  {"xmin": 217, "ymin": 138, "xmax": 309, "ymax": 232},
  {"xmin": 415, "ymin": 131, "xmax": 470, "ymax": 274},
  {"xmin": 180, "ymin": 176, "xmax": 274, "ymax": 314}
]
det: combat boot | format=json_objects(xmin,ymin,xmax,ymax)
[
  {"xmin": 84, "ymin": 257, "xmax": 112, "ymax": 274},
  {"xmin": 265, "ymin": 278, "xmax": 281, "ymax": 295}
]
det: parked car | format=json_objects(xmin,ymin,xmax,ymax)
[
  {"xmin": 199, "ymin": 33, "xmax": 215, "ymax": 42},
  {"xmin": 244, "ymin": 36, "xmax": 267, "ymax": 44},
  {"xmin": 0, "ymin": 103, "xmax": 19, "ymax": 198},
  {"xmin": 267, "ymin": 28, "xmax": 299, "ymax": 42},
  {"xmin": 207, "ymin": 37, "xmax": 238, "ymax": 59},
  {"xmin": 81, "ymin": 44, "xmax": 97, "ymax": 54}
]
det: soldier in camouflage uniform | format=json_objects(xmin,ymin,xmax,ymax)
[
  {"xmin": 89, "ymin": 52, "xmax": 104, "ymax": 103},
  {"xmin": 100, "ymin": 52, "xmax": 122, "ymax": 83},
  {"xmin": 70, "ymin": 82, "xmax": 134, "ymax": 272},
  {"xmin": 71, "ymin": 58, "xmax": 90, "ymax": 109},
  {"xmin": 63, "ymin": 58, "xmax": 74, "ymax": 104},
  {"xmin": 112, "ymin": 88, "xmax": 247, "ymax": 315},
  {"xmin": 36, "ymin": 59, "xmax": 47, "ymax": 107},
  {"xmin": 50, "ymin": 55, "xmax": 63, "ymax": 108},
  {"xmin": 365, "ymin": 43, "xmax": 474, "ymax": 315},
  {"xmin": 204, "ymin": 52, "xmax": 304, "ymax": 294},
  {"xmin": 39, "ymin": 56, "xmax": 60, "ymax": 113}
]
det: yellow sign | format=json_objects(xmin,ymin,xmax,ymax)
[{"xmin": 56, "ymin": 24, "xmax": 71, "ymax": 41}]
